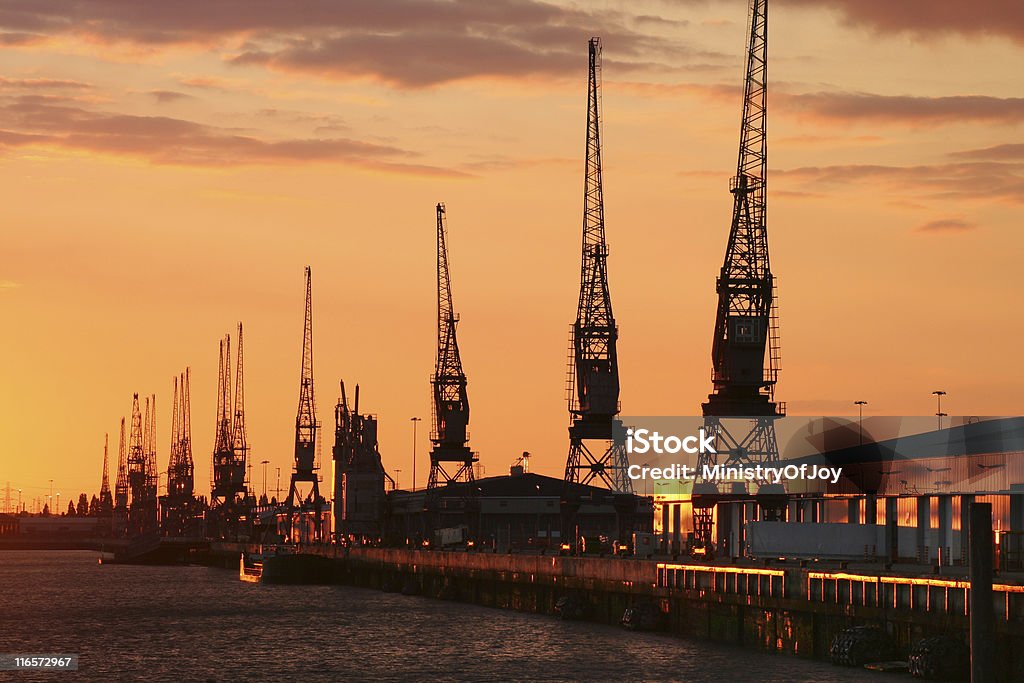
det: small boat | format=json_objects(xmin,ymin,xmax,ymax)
[
  {"xmin": 239, "ymin": 546, "xmax": 334, "ymax": 584},
  {"xmin": 240, "ymin": 552, "xmax": 262, "ymax": 583}
]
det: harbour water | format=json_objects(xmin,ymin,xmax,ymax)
[{"xmin": 1, "ymin": 551, "xmax": 882, "ymax": 681}]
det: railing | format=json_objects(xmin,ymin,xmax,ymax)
[
  {"xmin": 806, "ymin": 570, "xmax": 1024, "ymax": 622},
  {"xmin": 657, "ymin": 562, "xmax": 786, "ymax": 598}
]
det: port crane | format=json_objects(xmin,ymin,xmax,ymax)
[
  {"xmin": 563, "ymin": 37, "xmax": 632, "ymax": 494},
  {"xmin": 692, "ymin": 0, "xmax": 786, "ymax": 553}
]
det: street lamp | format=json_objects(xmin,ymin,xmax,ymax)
[
  {"xmin": 394, "ymin": 469, "xmax": 402, "ymax": 490},
  {"xmin": 275, "ymin": 467, "xmax": 281, "ymax": 503},
  {"xmin": 932, "ymin": 391, "xmax": 947, "ymax": 431},
  {"xmin": 410, "ymin": 417, "xmax": 422, "ymax": 491},
  {"xmin": 261, "ymin": 460, "xmax": 270, "ymax": 499},
  {"xmin": 642, "ymin": 462, "xmax": 650, "ymax": 497},
  {"xmin": 854, "ymin": 401, "xmax": 867, "ymax": 445},
  {"xmin": 18, "ymin": 489, "xmax": 22, "ymax": 513}
]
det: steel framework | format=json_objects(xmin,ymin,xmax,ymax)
[
  {"xmin": 211, "ymin": 334, "xmax": 246, "ymax": 508},
  {"xmin": 114, "ymin": 417, "xmax": 128, "ymax": 536},
  {"xmin": 428, "ymin": 203, "xmax": 476, "ymax": 489},
  {"xmin": 126, "ymin": 393, "xmax": 157, "ymax": 537},
  {"xmin": 563, "ymin": 37, "xmax": 631, "ymax": 493},
  {"xmin": 286, "ymin": 267, "xmax": 323, "ymax": 540},
  {"xmin": 693, "ymin": 0, "xmax": 785, "ymax": 551},
  {"xmin": 99, "ymin": 433, "xmax": 112, "ymax": 513}
]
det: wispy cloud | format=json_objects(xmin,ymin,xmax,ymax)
[
  {"xmin": 0, "ymin": 94, "xmax": 467, "ymax": 175},
  {"xmin": 146, "ymin": 90, "xmax": 193, "ymax": 103},
  {"xmin": 0, "ymin": 280, "xmax": 22, "ymax": 291},
  {"xmin": 0, "ymin": 1, "xmax": 717, "ymax": 87},
  {"xmin": 779, "ymin": 92, "xmax": 1024, "ymax": 127},
  {"xmin": 951, "ymin": 144, "xmax": 1024, "ymax": 161},
  {"xmin": 915, "ymin": 218, "xmax": 977, "ymax": 234},
  {"xmin": 776, "ymin": 161, "xmax": 1024, "ymax": 205},
  {"xmin": 673, "ymin": 0, "xmax": 1024, "ymax": 44}
]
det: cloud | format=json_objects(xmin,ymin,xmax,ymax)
[
  {"xmin": 672, "ymin": 0, "xmax": 1024, "ymax": 44},
  {"xmin": 951, "ymin": 144, "xmax": 1024, "ymax": 161},
  {"xmin": 0, "ymin": 94, "xmax": 467, "ymax": 175},
  {"xmin": 779, "ymin": 0, "xmax": 1024, "ymax": 43},
  {"xmin": 0, "ymin": 1, "xmax": 713, "ymax": 87},
  {"xmin": 779, "ymin": 92, "xmax": 1024, "ymax": 127},
  {"xmin": 0, "ymin": 280, "xmax": 22, "ymax": 291},
  {"xmin": 0, "ymin": 77, "xmax": 91, "ymax": 90},
  {"xmin": 776, "ymin": 161, "xmax": 1024, "ymax": 205},
  {"xmin": 915, "ymin": 219, "xmax": 976, "ymax": 234},
  {"xmin": 146, "ymin": 90, "xmax": 192, "ymax": 103}
]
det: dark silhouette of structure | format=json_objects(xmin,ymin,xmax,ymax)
[
  {"xmin": 127, "ymin": 394, "xmax": 158, "ymax": 537},
  {"xmin": 210, "ymin": 329, "xmax": 249, "ymax": 538},
  {"xmin": 113, "ymin": 417, "xmax": 128, "ymax": 536},
  {"xmin": 563, "ymin": 38, "xmax": 631, "ymax": 494},
  {"xmin": 99, "ymin": 433, "xmax": 113, "ymax": 514},
  {"xmin": 162, "ymin": 369, "xmax": 197, "ymax": 536},
  {"xmin": 286, "ymin": 267, "xmax": 323, "ymax": 541},
  {"xmin": 333, "ymin": 381, "xmax": 390, "ymax": 543},
  {"xmin": 428, "ymin": 203, "xmax": 476, "ymax": 488},
  {"xmin": 692, "ymin": 0, "xmax": 785, "ymax": 551}
]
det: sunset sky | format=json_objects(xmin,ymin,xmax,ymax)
[{"xmin": 2, "ymin": 0, "xmax": 1023, "ymax": 506}]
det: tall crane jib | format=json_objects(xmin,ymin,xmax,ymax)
[
  {"xmin": 563, "ymin": 37, "xmax": 632, "ymax": 494},
  {"xmin": 286, "ymin": 266, "xmax": 322, "ymax": 541},
  {"xmin": 693, "ymin": 0, "xmax": 786, "ymax": 554},
  {"xmin": 427, "ymin": 203, "xmax": 476, "ymax": 489}
]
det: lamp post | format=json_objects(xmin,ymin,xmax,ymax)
[
  {"xmin": 275, "ymin": 467, "xmax": 281, "ymax": 503},
  {"xmin": 56, "ymin": 492, "xmax": 60, "ymax": 516},
  {"xmin": 261, "ymin": 460, "xmax": 270, "ymax": 500},
  {"xmin": 854, "ymin": 401, "xmax": 867, "ymax": 445},
  {"xmin": 410, "ymin": 417, "xmax": 422, "ymax": 491},
  {"xmin": 642, "ymin": 463, "xmax": 650, "ymax": 497},
  {"xmin": 932, "ymin": 390, "xmax": 947, "ymax": 431},
  {"xmin": 394, "ymin": 469, "xmax": 402, "ymax": 490}
]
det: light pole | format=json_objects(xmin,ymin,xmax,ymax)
[
  {"xmin": 932, "ymin": 390, "xmax": 947, "ymax": 431},
  {"xmin": 56, "ymin": 492, "xmax": 60, "ymax": 516},
  {"xmin": 394, "ymin": 469, "xmax": 402, "ymax": 490},
  {"xmin": 410, "ymin": 417, "xmax": 422, "ymax": 491},
  {"xmin": 642, "ymin": 463, "xmax": 650, "ymax": 497},
  {"xmin": 49, "ymin": 479, "xmax": 53, "ymax": 514},
  {"xmin": 261, "ymin": 460, "xmax": 270, "ymax": 499},
  {"xmin": 275, "ymin": 467, "xmax": 281, "ymax": 503},
  {"xmin": 854, "ymin": 401, "xmax": 867, "ymax": 445},
  {"xmin": 18, "ymin": 489, "xmax": 22, "ymax": 513}
]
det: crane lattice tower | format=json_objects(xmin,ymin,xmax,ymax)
[
  {"xmin": 692, "ymin": 0, "xmax": 785, "ymax": 552},
  {"xmin": 428, "ymin": 203, "xmax": 476, "ymax": 489},
  {"xmin": 563, "ymin": 37, "xmax": 632, "ymax": 494}
]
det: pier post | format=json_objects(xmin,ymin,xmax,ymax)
[
  {"xmin": 865, "ymin": 494, "xmax": 877, "ymax": 525},
  {"xmin": 916, "ymin": 495, "xmax": 931, "ymax": 563},
  {"xmin": 661, "ymin": 503, "xmax": 670, "ymax": 554},
  {"xmin": 969, "ymin": 502, "xmax": 994, "ymax": 682},
  {"xmin": 885, "ymin": 497, "xmax": 899, "ymax": 562},
  {"xmin": 937, "ymin": 495, "xmax": 952, "ymax": 570},
  {"xmin": 730, "ymin": 502, "xmax": 742, "ymax": 558},
  {"xmin": 960, "ymin": 494, "xmax": 975, "ymax": 565},
  {"xmin": 672, "ymin": 503, "xmax": 681, "ymax": 556},
  {"xmin": 848, "ymin": 497, "xmax": 861, "ymax": 524}
]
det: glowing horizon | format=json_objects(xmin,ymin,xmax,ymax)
[{"xmin": 2, "ymin": 0, "xmax": 1023, "ymax": 502}]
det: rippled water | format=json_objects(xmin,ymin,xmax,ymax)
[{"xmin": 0, "ymin": 551, "xmax": 884, "ymax": 681}]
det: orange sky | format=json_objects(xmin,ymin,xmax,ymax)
[{"xmin": 2, "ymin": 0, "xmax": 1023, "ymax": 506}]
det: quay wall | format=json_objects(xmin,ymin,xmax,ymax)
[{"xmin": 210, "ymin": 543, "xmax": 1024, "ymax": 680}]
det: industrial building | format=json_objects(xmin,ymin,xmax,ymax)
[{"xmin": 386, "ymin": 469, "xmax": 653, "ymax": 551}]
